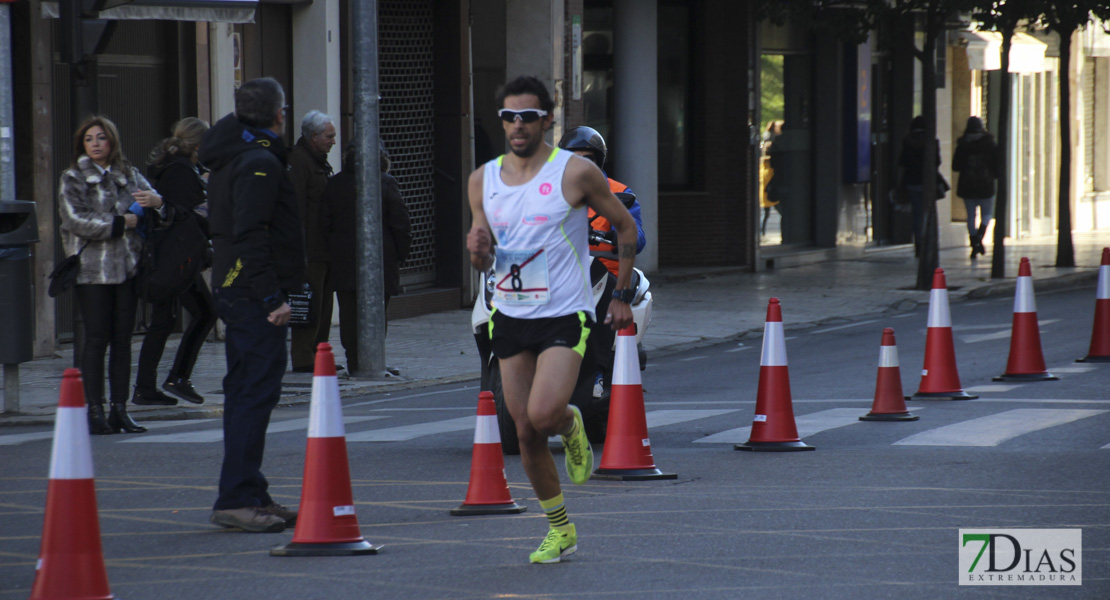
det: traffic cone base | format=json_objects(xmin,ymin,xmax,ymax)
[
  {"xmin": 271, "ymin": 540, "xmax": 382, "ymax": 557},
  {"xmin": 911, "ymin": 390, "xmax": 978, "ymax": 401},
  {"xmin": 734, "ymin": 440, "xmax": 814, "ymax": 452},
  {"xmin": 860, "ymin": 412, "xmax": 919, "ymax": 422},
  {"xmin": 451, "ymin": 501, "xmax": 526, "ymax": 516},
  {"xmin": 1077, "ymin": 355, "xmax": 1110, "ymax": 363},
  {"xmin": 993, "ymin": 371, "xmax": 1059, "ymax": 382},
  {"xmin": 593, "ymin": 324, "xmax": 675, "ymax": 479},
  {"xmin": 592, "ymin": 467, "xmax": 677, "ymax": 481}
]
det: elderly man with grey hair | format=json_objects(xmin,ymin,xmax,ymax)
[{"xmin": 288, "ymin": 109, "xmax": 338, "ymax": 372}]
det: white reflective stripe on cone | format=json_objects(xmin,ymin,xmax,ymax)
[
  {"xmin": 760, "ymin": 321, "xmax": 787, "ymax": 366},
  {"xmin": 308, "ymin": 376, "xmax": 346, "ymax": 438},
  {"xmin": 49, "ymin": 407, "xmax": 94, "ymax": 480},
  {"xmin": 927, "ymin": 288, "xmax": 952, "ymax": 327},
  {"xmin": 612, "ymin": 336, "xmax": 641, "ymax": 385},
  {"xmin": 878, "ymin": 344, "xmax": 900, "ymax": 368},
  {"xmin": 1013, "ymin": 276, "xmax": 1037, "ymax": 314},
  {"xmin": 474, "ymin": 414, "xmax": 500, "ymax": 444},
  {"xmin": 1098, "ymin": 265, "xmax": 1110, "ymax": 299}
]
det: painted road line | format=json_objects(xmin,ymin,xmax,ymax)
[
  {"xmin": 694, "ymin": 408, "xmax": 897, "ymax": 444},
  {"xmin": 975, "ymin": 398, "xmax": 1110, "ymax": 405},
  {"xmin": 345, "ymin": 416, "xmax": 476, "ymax": 442},
  {"xmin": 644, "ymin": 409, "xmax": 740, "ymax": 429},
  {"xmin": 960, "ymin": 319, "xmax": 1060, "ymax": 344},
  {"xmin": 811, "ymin": 320, "xmax": 879, "ymax": 334},
  {"xmin": 0, "ymin": 419, "xmax": 214, "ymax": 446},
  {"xmin": 679, "ymin": 356, "xmax": 707, "ymax": 362},
  {"xmin": 894, "ymin": 408, "xmax": 1106, "ymax": 447},
  {"xmin": 122, "ymin": 416, "xmax": 385, "ymax": 443},
  {"xmin": 965, "ymin": 384, "xmax": 1021, "ymax": 393},
  {"xmin": 1046, "ymin": 365, "xmax": 1097, "ymax": 374}
]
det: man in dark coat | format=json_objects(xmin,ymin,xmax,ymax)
[
  {"xmin": 200, "ymin": 77, "xmax": 305, "ymax": 533},
  {"xmin": 288, "ymin": 110, "xmax": 336, "ymax": 372},
  {"xmin": 320, "ymin": 142, "xmax": 412, "ymax": 372}
]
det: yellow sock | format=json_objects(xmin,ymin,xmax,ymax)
[{"xmin": 539, "ymin": 493, "xmax": 570, "ymax": 529}]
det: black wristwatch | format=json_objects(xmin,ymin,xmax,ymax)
[{"xmin": 611, "ymin": 288, "xmax": 635, "ymax": 304}]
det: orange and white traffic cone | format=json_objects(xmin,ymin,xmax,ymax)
[
  {"xmin": 995, "ymin": 258, "xmax": 1058, "ymax": 381},
  {"xmin": 735, "ymin": 298, "xmax": 814, "ymax": 451},
  {"xmin": 272, "ymin": 343, "xmax": 381, "ymax": 556},
  {"xmin": 912, "ymin": 269, "xmax": 978, "ymax": 400},
  {"xmin": 592, "ymin": 324, "xmax": 676, "ymax": 480},
  {"xmin": 860, "ymin": 328, "xmax": 919, "ymax": 422},
  {"xmin": 1079, "ymin": 247, "xmax": 1110, "ymax": 363},
  {"xmin": 30, "ymin": 368, "xmax": 114, "ymax": 600},
  {"xmin": 451, "ymin": 391, "xmax": 527, "ymax": 515}
]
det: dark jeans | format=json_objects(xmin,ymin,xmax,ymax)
[
  {"xmin": 212, "ymin": 287, "xmax": 287, "ymax": 511},
  {"xmin": 134, "ymin": 275, "xmax": 217, "ymax": 390},
  {"xmin": 336, "ymin": 290, "xmax": 390, "ymax": 372},
  {"xmin": 75, "ymin": 280, "xmax": 138, "ymax": 405}
]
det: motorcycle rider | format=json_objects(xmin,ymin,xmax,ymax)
[
  {"xmin": 557, "ymin": 126, "xmax": 646, "ymax": 277},
  {"xmin": 558, "ymin": 126, "xmax": 647, "ymax": 395}
]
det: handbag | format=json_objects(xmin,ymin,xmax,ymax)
[
  {"xmin": 48, "ymin": 242, "xmax": 88, "ymax": 298},
  {"xmin": 936, "ymin": 173, "xmax": 951, "ymax": 199},
  {"xmin": 136, "ymin": 208, "xmax": 209, "ymax": 303}
]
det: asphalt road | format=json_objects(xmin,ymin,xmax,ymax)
[{"xmin": 1, "ymin": 287, "xmax": 1107, "ymax": 599}]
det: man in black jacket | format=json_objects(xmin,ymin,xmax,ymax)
[{"xmin": 199, "ymin": 77, "xmax": 306, "ymax": 533}]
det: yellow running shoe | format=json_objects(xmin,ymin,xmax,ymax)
[
  {"xmin": 529, "ymin": 525, "xmax": 577, "ymax": 564},
  {"xmin": 562, "ymin": 405, "xmax": 593, "ymax": 485}
]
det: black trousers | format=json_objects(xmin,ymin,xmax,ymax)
[
  {"xmin": 134, "ymin": 275, "xmax": 217, "ymax": 391},
  {"xmin": 336, "ymin": 290, "xmax": 390, "ymax": 372},
  {"xmin": 75, "ymin": 280, "xmax": 138, "ymax": 405},
  {"xmin": 212, "ymin": 287, "xmax": 287, "ymax": 511}
]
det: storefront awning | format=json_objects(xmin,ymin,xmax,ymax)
[
  {"xmin": 42, "ymin": 1, "xmax": 258, "ymax": 24},
  {"xmin": 959, "ymin": 30, "xmax": 1048, "ymax": 73}
]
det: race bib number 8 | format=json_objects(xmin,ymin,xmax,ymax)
[{"xmin": 494, "ymin": 247, "xmax": 550, "ymax": 305}]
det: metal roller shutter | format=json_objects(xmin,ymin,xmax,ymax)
[{"xmin": 380, "ymin": 0, "xmax": 436, "ymax": 289}]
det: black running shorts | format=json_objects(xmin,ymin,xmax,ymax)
[{"xmin": 489, "ymin": 310, "xmax": 591, "ymax": 359}]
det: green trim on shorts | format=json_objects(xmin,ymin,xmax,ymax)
[
  {"xmin": 488, "ymin": 307, "xmax": 497, "ymax": 341},
  {"xmin": 573, "ymin": 311, "xmax": 590, "ymax": 358}
]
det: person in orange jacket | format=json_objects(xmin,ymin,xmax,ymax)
[{"xmin": 557, "ymin": 127, "xmax": 646, "ymax": 276}]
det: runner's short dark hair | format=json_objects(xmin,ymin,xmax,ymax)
[
  {"xmin": 496, "ymin": 76, "xmax": 555, "ymax": 113},
  {"xmin": 235, "ymin": 77, "xmax": 285, "ymax": 129}
]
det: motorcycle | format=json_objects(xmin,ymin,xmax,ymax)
[{"xmin": 471, "ymin": 193, "xmax": 653, "ymax": 455}]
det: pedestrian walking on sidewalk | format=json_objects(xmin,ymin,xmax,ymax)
[
  {"xmin": 952, "ymin": 116, "xmax": 998, "ymax": 259},
  {"xmin": 59, "ymin": 115, "xmax": 165, "ymax": 435},
  {"xmin": 132, "ymin": 117, "xmax": 217, "ymax": 407},
  {"xmin": 320, "ymin": 141, "xmax": 411, "ymax": 373},
  {"xmin": 897, "ymin": 115, "xmax": 943, "ymax": 254},
  {"xmin": 200, "ymin": 78, "xmax": 304, "ymax": 533},
  {"xmin": 467, "ymin": 76, "xmax": 637, "ymax": 564},
  {"xmin": 288, "ymin": 110, "xmax": 337, "ymax": 373}
]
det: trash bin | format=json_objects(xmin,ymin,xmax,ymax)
[{"xmin": 0, "ymin": 200, "xmax": 39, "ymax": 364}]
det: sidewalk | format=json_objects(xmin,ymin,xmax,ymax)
[{"xmin": 2, "ymin": 233, "xmax": 1105, "ymax": 426}]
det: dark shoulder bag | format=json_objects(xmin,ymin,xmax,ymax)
[
  {"xmin": 48, "ymin": 241, "xmax": 88, "ymax": 298},
  {"xmin": 136, "ymin": 207, "xmax": 209, "ymax": 303}
]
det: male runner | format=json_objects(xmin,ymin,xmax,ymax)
[{"xmin": 467, "ymin": 76, "xmax": 637, "ymax": 564}]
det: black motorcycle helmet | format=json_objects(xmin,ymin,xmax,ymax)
[{"xmin": 558, "ymin": 126, "xmax": 607, "ymax": 170}]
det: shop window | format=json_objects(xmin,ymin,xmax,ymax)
[{"xmin": 658, "ymin": 0, "xmax": 696, "ymax": 189}]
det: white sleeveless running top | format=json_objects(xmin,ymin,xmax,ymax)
[{"xmin": 482, "ymin": 148, "xmax": 594, "ymax": 321}]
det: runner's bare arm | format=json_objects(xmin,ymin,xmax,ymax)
[
  {"xmin": 568, "ymin": 157, "xmax": 636, "ymax": 329},
  {"xmin": 466, "ymin": 168, "xmax": 494, "ymax": 272}
]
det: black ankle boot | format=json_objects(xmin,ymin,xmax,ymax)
[
  {"xmin": 108, "ymin": 402, "xmax": 147, "ymax": 434},
  {"xmin": 88, "ymin": 402, "xmax": 114, "ymax": 435}
]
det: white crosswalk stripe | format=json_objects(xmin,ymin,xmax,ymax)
[
  {"xmin": 645, "ymin": 409, "xmax": 740, "ymax": 429},
  {"xmin": 693, "ymin": 408, "xmax": 910, "ymax": 444},
  {"xmin": 121, "ymin": 416, "xmax": 385, "ymax": 443},
  {"xmin": 345, "ymin": 416, "xmax": 476, "ymax": 442},
  {"xmin": 894, "ymin": 408, "xmax": 1106, "ymax": 447}
]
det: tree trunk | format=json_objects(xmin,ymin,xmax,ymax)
[
  {"xmin": 991, "ymin": 27, "xmax": 1013, "ymax": 279},
  {"xmin": 1056, "ymin": 28, "xmax": 1076, "ymax": 267}
]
